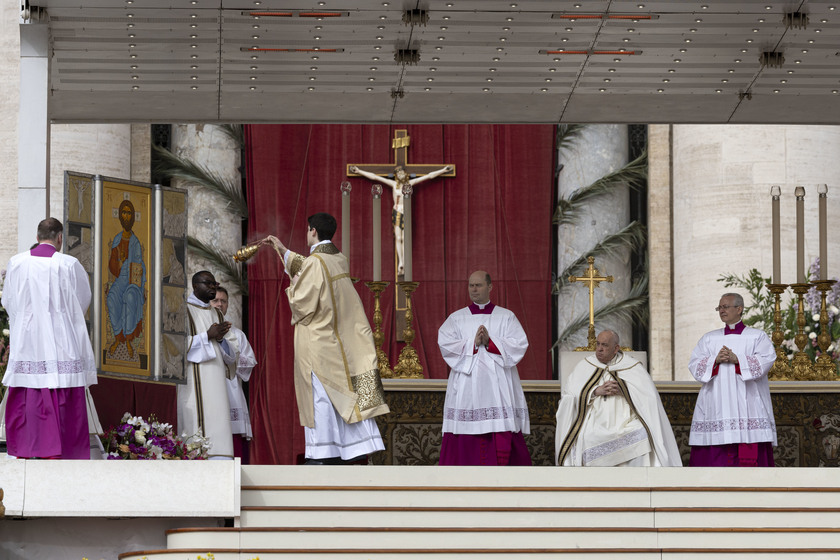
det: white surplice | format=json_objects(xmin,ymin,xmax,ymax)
[
  {"xmin": 555, "ymin": 352, "xmax": 682, "ymax": 467},
  {"xmin": 438, "ymin": 303, "xmax": 530, "ymax": 435},
  {"xmin": 1, "ymin": 249, "xmax": 96, "ymax": 389},
  {"xmin": 688, "ymin": 324, "xmax": 777, "ymax": 446},
  {"xmin": 225, "ymin": 326, "xmax": 256, "ymax": 438},
  {"xmin": 179, "ymin": 293, "xmax": 239, "ymax": 459}
]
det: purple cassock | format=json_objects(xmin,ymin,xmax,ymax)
[{"xmin": 3, "ymin": 242, "xmax": 91, "ymax": 459}]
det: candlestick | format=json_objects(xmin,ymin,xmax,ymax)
[
  {"xmin": 393, "ymin": 281, "xmax": 423, "ymax": 378},
  {"xmin": 365, "ymin": 281, "xmax": 393, "ymax": 378},
  {"xmin": 819, "ymin": 184, "xmax": 828, "ymax": 280},
  {"xmin": 795, "ymin": 186, "xmax": 806, "ymax": 283},
  {"xmin": 402, "ymin": 184, "xmax": 413, "ymax": 282},
  {"xmin": 813, "ymin": 279, "xmax": 838, "ymax": 380},
  {"xmin": 765, "ymin": 283, "xmax": 792, "ymax": 380},
  {"xmin": 341, "ymin": 181, "xmax": 351, "ymax": 264},
  {"xmin": 770, "ymin": 185, "xmax": 781, "ymax": 284},
  {"xmin": 790, "ymin": 283, "xmax": 816, "ymax": 380},
  {"xmin": 372, "ymin": 184, "xmax": 382, "ymax": 282}
]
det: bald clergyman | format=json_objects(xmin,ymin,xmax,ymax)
[
  {"xmin": 555, "ymin": 330, "xmax": 682, "ymax": 467},
  {"xmin": 437, "ymin": 270, "xmax": 531, "ymax": 466}
]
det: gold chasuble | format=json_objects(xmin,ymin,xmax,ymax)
[{"xmin": 286, "ymin": 243, "xmax": 389, "ymax": 428}]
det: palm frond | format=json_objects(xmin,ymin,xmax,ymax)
[
  {"xmin": 551, "ymin": 272, "xmax": 649, "ymax": 351},
  {"xmin": 556, "ymin": 124, "xmax": 586, "ymax": 153},
  {"xmin": 187, "ymin": 235, "xmax": 248, "ymax": 296},
  {"xmin": 553, "ymin": 221, "xmax": 646, "ymax": 294},
  {"xmin": 216, "ymin": 124, "xmax": 244, "ymax": 148},
  {"xmin": 152, "ymin": 144, "xmax": 248, "ymax": 218},
  {"xmin": 553, "ymin": 151, "xmax": 648, "ymax": 226}
]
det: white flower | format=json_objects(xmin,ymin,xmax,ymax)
[
  {"xmin": 805, "ymin": 326, "xmax": 811, "ymax": 332},
  {"xmin": 2, "ymin": 329, "xmax": 8, "ymax": 337},
  {"xmin": 809, "ymin": 332, "xmax": 818, "ymax": 340},
  {"xmin": 828, "ymin": 343, "xmax": 836, "ymax": 352},
  {"xmin": 830, "ymin": 305, "xmax": 840, "ymax": 315},
  {"xmin": 134, "ymin": 430, "xmax": 147, "ymax": 445},
  {"xmin": 813, "ymin": 314, "xmax": 822, "ymax": 322}
]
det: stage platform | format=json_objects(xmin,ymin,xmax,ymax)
[{"xmin": 3, "ymin": 460, "xmax": 840, "ymax": 559}]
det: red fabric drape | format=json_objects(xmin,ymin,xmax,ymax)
[
  {"xmin": 245, "ymin": 124, "xmax": 556, "ymax": 465},
  {"xmin": 89, "ymin": 378, "xmax": 176, "ymax": 432}
]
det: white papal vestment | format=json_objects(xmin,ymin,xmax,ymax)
[{"xmin": 555, "ymin": 352, "xmax": 682, "ymax": 467}]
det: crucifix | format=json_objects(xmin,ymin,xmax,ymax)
[
  {"xmin": 569, "ymin": 256, "xmax": 613, "ymax": 351},
  {"xmin": 348, "ymin": 130, "xmax": 455, "ymax": 341},
  {"xmin": 348, "ymin": 129, "xmax": 455, "ymax": 279}
]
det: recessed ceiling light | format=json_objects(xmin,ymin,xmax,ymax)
[
  {"xmin": 311, "ymin": 55, "xmax": 319, "ymax": 60},
  {"xmin": 816, "ymin": 29, "xmax": 822, "ymax": 32},
  {"xmin": 715, "ymin": 88, "xmax": 722, "ymax": 93},
  {"xmin": 430, "ymin": 67, "xmax": 437, "ymax": 71},
  {"xmin": 781, "ymin": 79, "xmax": 787, "ymax": 83},
  {"xmin": 128, "ymin": 33, "xmax": 135, "ymax": 38},
  {"xmin": 250, "ymin": 86, "xmax": 256, "ymax": 90},
  {"xmin": 367, "ymin": 87, "xmax": 374, "ymax": 91},
  {"xmin": 795, "ymin": 60, "xmax": 801, "ymax": 64},
  {"xmin": 735, "ymin": 58, "xmax": 741, "ymax": 62},
  {"xmin": 833, "ymin": 90, "xmax": 839, "ymax": 94},
  {"xmin": 690, "ymin": 28, "xmax": 696, "ymax": 32},
  {"xmin": 310, "ymin": 66, "xmax": 317, "ymax": 70},
  {"xmin": 740, "ymin": 48, "xmax": 748, "ymax": 52},
  {"xmin": 773, "ymin": 89, "xmax": 780, "ymax": 93},
  {"xmin": 309, "ymin": 76, "xmax": 315, "ymax": 80},
  {"xmin": 604, "ymin": 78, "xmax": 611, "ymax": 82},
  {"xmin": 695, "ymin": 18, "xmax": 702, "ymax": 22},
  {"xmin": 746, "ymin": 39, "xmax": 753, "ymax": 43},
  {"xmin": 494, "ymin": 57, "xmax": 501, "ymax": 61},
  {"xmin": 549, "ymin": 68, "xmax": 556, "ymax": 72},
  {"xmin": 753, "ymin": 28, "xmax": 759, "ymax": 32},
  {"xmin": 489, "ymin": 68, "xmax": 496, "ymax": 72},
  {"xmin": 728, "ymin": 69, "xmax": 734, "ymax": 73},
  {"xmin": 721, "ymin": 79, "xmax": 728, "ymax": 83},
  {"xmin": 308, "ymin": 87, "xmax": 315, "ymax": 91},
  {"xmin": 657, "ymin": 88, "xmax": 664, "ymax": 92},
  {"xmin": 663, "ymin": 78, "xmax": 670, "ymax": 83},
  {"xmin": 599, "ymin": 88, "xmax": 606, "ymax": 91},
  {"xmin": 787, "ymin": 70, "xmax": 794, "ymax": 74},
  {"xmin": 614, "ymin": 58, "xmax": 621, "ymax": 62},
  {"xmin": 802, "ymin": 49, "xmax": 809, "ymax": 53},
  {"xmin": 680, "ymin": 48, "xmax": 687, "ymax": 52},
  {"xmin": 483, "ymin": 87, "xmax": 490, "ymax": 92},
  {"xmin": 432, "ymin": 57, "xmax": 440, "ymax": 61},
  {"xmin": 808, "ymin": 39, "xmax": 815, "ymax": 43},
  {"xmin": 132, "ymin": 85, "xmax": 139, "ymax": 90},
  {"xmin": 190, "ymin": 34, "xmax": 197, "ymax": 38},
  {"xmin": 378, "ymin": 25, "xmax": 385, "ymax": 30},
  {"xmin": 441, "ymin": 26, "xmax": 448, "ymax": 30},
  {"xmin": 131, "ymin": 75, "xmax": 138, "ymax": 79},
  {"xmin": 131, "ymin": 64, "xmax": 138, "ymax": 69},
  {"xmin": 425, "ymin": 87, "xmax": 431, "ymax": 91},
  {"xmin": 375, "ymin": 45, "xmax": 382, "ymax": 50},
  {"xmin": 193, "ymin": 65, "xmax": 200, "ymax": 69},
  {"xmin": 758, "ymin": 18, "xmax": 765, "ymax": 22},
  {"xmin": 427, "ymin": 77, "xmax": 433, "ymax": 81},
  {"xmin": 190, "ymin": 75, "xmax": 197, "ymax": 80},
  {"xmin": 628, "ymin": 28, "xmax": 635, "ymax": 32},
  {"xmin": 667, "ymin": 68, "xmax": 674, "ymax": 72},
  {"xmin": 503, "ymin": 27, "xmax": 510, "ymax": 31},
  {"xmin": 252, "ymin": 76, "xmax": 258, "ymax": 80},
  {"xmin": 191, "ymin": 23, "xmax": 197, "ymax": 28},
  {"xmin": 379, "ymin": 15, "xmax": 386, "ymax": 19},
  {"xmin": 128, "ymin": 43, "xmax": 136, "ymax": 48},
  {"xmin": 674, "ymin": 59, "xmax": 681, "ymax": 62},
  {"xmin": 370, "ymin": 67, "xmax": 378, "ymax": 71},
  {"xmin": 373, "ymin": 56, "xmax": 380, "ymax": 61},
  {"xmin": 545, "ymin": 78, "xmax": 551, "ymax": 82},
  {"xmin": 541, "ymin": 88, "xmax": 548, "ymax": 92},
  {"xmin": 486, "ymin": 78, "xmax": 493, "ymax": 82}
]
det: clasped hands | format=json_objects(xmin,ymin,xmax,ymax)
[
  {"xmin": 207, "ymin": 321, "xmax": 231, "ymax": 343},
  {"xmin": 715, "ymin": 345, "xmax": 739, "ymax": 365},
  {"xmin": 594, "ymin": 380, "xmax": 620, "ymax": 397},
  {"xmin": 474, "ymin": 325, "xmax": 490, "ymax": 348}
]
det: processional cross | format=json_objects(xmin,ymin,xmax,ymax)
[{"xmin": 569, "ymin": 256, "xmax": 613, "ymax": 351}]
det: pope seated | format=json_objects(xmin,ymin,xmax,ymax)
[{"xmin": 555, "ymin": 330, "xmax": 682, "ymax": 467}]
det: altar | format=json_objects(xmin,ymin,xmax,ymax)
[{"xmin": 376, "ymin": 379, "xmax": 840, "ymax": 467}]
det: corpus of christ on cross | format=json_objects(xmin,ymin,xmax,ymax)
[{"xmin": 347, "ymin": 129, "xmax": 455, "ymax": 340}]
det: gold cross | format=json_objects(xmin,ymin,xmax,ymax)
[{"xmin": 569, "ymin": 256, "xmax": 613, "ymax": 351}]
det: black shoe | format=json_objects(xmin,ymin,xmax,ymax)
[
  {"xmin": 340, "ymin": 454, "xmax": 369, "ymax": 465},
  {"xmin": 304, "ymin": 457, "xmax": 340, "ymax": 465}
]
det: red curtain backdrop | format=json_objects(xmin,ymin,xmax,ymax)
[{"xmin": 245, "ymin": 124, "xmax": 556, "ymax": 465}]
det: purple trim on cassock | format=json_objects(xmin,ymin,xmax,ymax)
[
  {"xmin": 30, "ymin": 243, "xmax": 57, "ymax": 258},
  {"xmin": 689, "ymin": 442, "xmax": 775, "ymax": 467},
  {"xmin": 724, "ymin": 321, "xmax": 746, "ymax": 335},
  {"xmin": 5, "ymin": 386, "xmax": 89, "ymax": 459},
  {"xmin": 469, "ymin": 302, "xmax": 496, "ymax": 315},
  {"xmin": 439, "ymin": 431, "xmax": 531, "ymax": 466}
]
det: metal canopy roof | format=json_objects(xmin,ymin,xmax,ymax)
[{"xmin": 36, "ymin": 0, "xmax": 840, "ymax": 124}]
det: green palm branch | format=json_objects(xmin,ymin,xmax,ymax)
[
  {"xmin": 553, "ymin": 151, "xmax": 648, "ymax": 226},
  {"xmin": 187, "ymin": 235, "xmax": 248, "ymax": 296},
  {"xmin": 556, "ymin": 124, "xmax": 586, "ymax": 153},
  {"xmin": 553, "ymin": 221, "xmax": 646, "ymax": 294},
  {"xmin": 217, "ymin": 124, "xmax": 244, "ymax": 148},
  {"xmin": 551, "ymin": 272, "xmax": 649, "ymax": 351},
  {"xmin": 152, "ymin": 144, "xmax": 248, "ymax": 218}
]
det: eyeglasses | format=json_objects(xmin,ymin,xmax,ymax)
[{"xmin": 715, "ymin": 305, "xmax": 740, "ymax": 311}]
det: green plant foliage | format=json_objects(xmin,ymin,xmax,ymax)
[
  {"xmin": 717, "ymin": 268, "xmax": 774, "ymax": 331},
  {"xmin": 553, "ymin": 151, "xmax": 648, "ymax": 226},
  {"xmin": 556, "ymin": 124, "xmax": 586, "ymax": 153},
  {"xmin": 152, "ymin": 144, "xmax": 248, "ymax": 218}
]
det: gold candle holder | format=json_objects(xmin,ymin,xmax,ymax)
[
  {"xmin": 790, "ymin": 283, "xmax": 816, "ymax": 381},
  {"xmin": 393, "ymin": 281, "xmax": 423, "ymax": 378},
  {"xmin": 812, "ymin": 279, "xmax": 838, "ymax": 380},
  {"xmin": 365, "ymin": 281, "xmax": 394, "ymax": 379},
  {"xmin": 766, "ymin": 283, "xmax": 793, "ymax": 380}
]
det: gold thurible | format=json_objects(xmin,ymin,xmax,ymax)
[{"xmin": 233, "ymin": 242, "xmax": 262, "ymax": 263}]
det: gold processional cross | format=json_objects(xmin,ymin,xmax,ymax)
[
  {"xmin": 569, "ymin": 256, "xmax": 613, "ymax": 351},
  {"xmin": 347, "ymin": 129, "xmax": 455, "ymax": 341}
]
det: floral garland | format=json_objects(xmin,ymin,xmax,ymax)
[{"xmin": 101, "ymin": 412, "xmax": 210, "ymax": 460}]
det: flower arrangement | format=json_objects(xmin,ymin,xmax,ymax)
[
  {"xmin": 101, "ymin": 412, "xmax": 211, "ymax": 460},
  {"xmin": 719, "ymin": 257, "xmax": 840, "ymax": 373}
]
